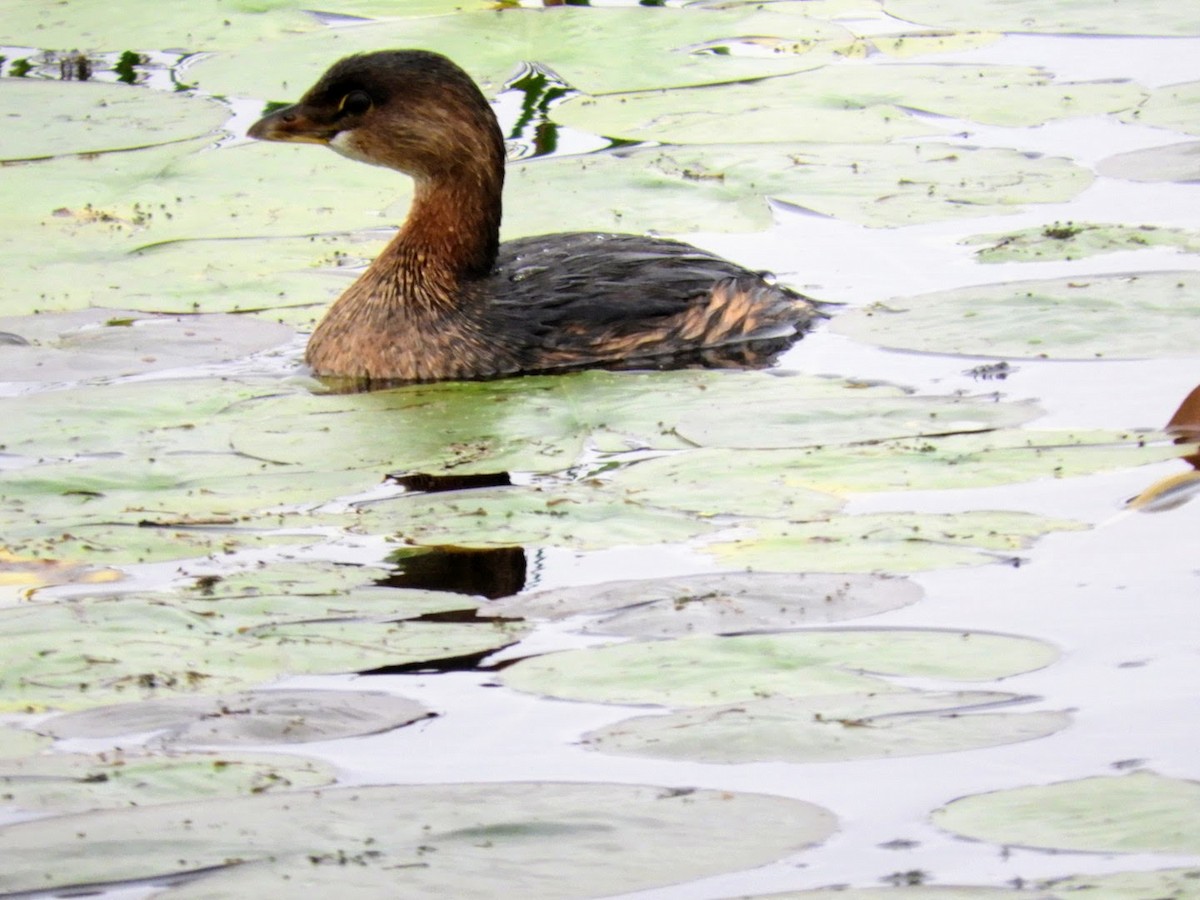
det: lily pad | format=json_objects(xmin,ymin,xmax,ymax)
[
  {"xmin": 583, "ymin": 691, "xmax": 1069, "ymax": 763},
  {"xmin": 968, "ymin": 222, "xmax": 1200, "ymax": 263},
  {"xmin": 553, "ymin": 64, "xmax": 1143, "ymax": 145},
  {"xmin": 0, "ymin": 595, "xmax": 522, "ymax": 713},
  {"xmin": 501, "ymin": 629, "xmax": 1060, "ymax": 707},
  {"xmin": 359, "ymin": 480, "xmax": 717, "ymax": 551},
  {"xmin": 185, "ymin": 7, "xmax": 859, "ymax": 98},
  {"xmin": 0, "ymin": 781, "xmax": 836, "ymax": 897},
  {"xmin": 883, "ymin": 0, "xmax": 1200, "ymax": 36},
  {"xmin": 707, "ymin": 510, "xmax": 1087, "ymax": 571},
  {"xmin": 0, "ymin": 751, "xmax": 335, "ymax": 814},
  {"xmin": 633, "ymin": 431, "xmax": 1183, "ymax": 499},
  {"xmin": 510, "ymin": 140, "xmax": 1093, "ymax": 233},
  {"xmin": 0, "ymin": 726, "xmax": 50, "ymax": 759},
  {"xmin": 39, "ymin": 688, "xmax": 433, "ymax": 746},
  {"xmin": 0, "ymin": 0, "xmax": 343, "ymax": 51},
  {"xmin": 832, "ymin": 272, "xmax": 1200, "ymax": 360},
  {"xmin": 0, "ymin": 80, "xmax": 229, "ymax": 162},
  {"xmin": 1096, "ymin": 140, "xmax": 1200, "ymax": 183},
  {"xmin": 1119, "ymin": 80, "xmax": 1200, "ymax": 136},
  {"xmin": 0, "ymin": 309, "xmax": 294, "ymax": 383},
  {"xmin": 933, "ymin": 771, "xmax": 1200, "ymax": 855},
  {"xmin": 490, "ymin": 571, "xmax": 923, "ymax": 635}
]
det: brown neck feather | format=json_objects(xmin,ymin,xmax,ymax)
[{"xmin": 367, "ymin": 140, "xmax": 504, "ymax": 314}]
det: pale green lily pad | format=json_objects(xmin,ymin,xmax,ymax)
[
  {"xmin": 669, "ymin": 394, "xmax": 1039, "ymax": 451},
  {"xmin": 869, "ymin": 30, "xmax": 1002, "ymax": 58},
  {"xmin": 0, "ymin": 309, "xmax": 294, "ymax": 382},
  {"xmin": 185, "ymin": 7, "xmax": 859, "ymax": 98},
  {"xmin": 968, "ymin": 222, "xmax": 1200, "ymax": 263},
  {"xmin": 501, "ymin": 629, "xmax": 1060, "ymax": 707},
  {"xmin": 1036, "ymin": 869, "xmax": 1200, "ymax": 898},
  {"xmin": 490, "ymin": 572, "xmax": 922, "ymax": 635},
  {"xmin": 0, "ymin": 0, "xmax": 351, "ymax": 51},
  {"xmin": 0, "ymin": 80, "xmax": 229, "ymax": 162},
  {"xmin": 1097, "ymin": 140, "xmax": 1200, "ymax": 184},
  {"xmin": 360, "ymin": 481, "xmax": 717, "ymax": 550},
  {"xmin": 832, "ymin": 272, "xmax": 1200, "ymax": 360},
  {"xmin": 0, "ymin": 726, "xmax": 50, "ymax": 759},
  {"xmin": 174, "ymin": 561, "xmax": 482, "ymax": 620},
  {"xmin": 0, "ymin": 781, "xmax": 836, "ymax": 897},
  {"xmin": 634, "ymin": 431, "xmax": 1182, "ymax": 499},
  {"xmin": 1119, "ymin": 80, "xmax": 1200, "ymax": 136},
  {"xmin": 0, "ymin": 595, "xmax": 522, "ymax": 712},
  {"xmin": 707, "ymin": 511, "xmax": 1087, "ymax": 571},
  {"xmin": 39, "ymin": 688, "xmax": 433, "ymax": 745},
  {"xmin": 583, "ymin": 691, "xmax": 1069, "ymax": 763},
  {"xmin": 9, "ymin": 234, "xmax": 361, "ymax": 324},
  {"xmin": 754, "ymin": 869, "xmax": 1200, "ymax": 897},
  {"xmin": 553, "ymin": 64, "xmax": 1142, "ymax": 145},
  {"xmin": 510, "ymin": 140, "xmax": 1093, "ymax": 234},
  {"xmin": 0, "ymin": 751, "xmax": 334, "ymax": 814},
  {"xmin": 933, "ymin": 771, "xmax": 1200, "ymax": 855},
  {"xmin": 883, "ymin": 0, "xmax": 1200, "ymax": 36}
]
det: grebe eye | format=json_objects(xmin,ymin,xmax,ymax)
[{"xmin": 340, "ymin": 90, "xmax": 372, "ymax": 116}]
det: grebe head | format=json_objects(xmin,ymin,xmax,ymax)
[{"xmin": 247, "ymin": 49, "xmax": 504, "ymax": 181}]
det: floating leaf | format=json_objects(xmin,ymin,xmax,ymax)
[
  {"xmin": 0, "ymin": 782, "xmax": 836, "ymax": 897},
  {"xmin": 883, "ymin": 0, "xmax": 1200, "ymax": 36},
  {"xmin": 832, "ymin": 272, "xmax": 1200, "ymax": 360},
  {"xmin": 0, "ymin": 309, "xmax": 294, "ymax": 383},
  {"xmin": 553, "ymin": 64, "xmax": 1142, "ymax": 145},
  {"xmin": 40, "ymin": 688, "xmax": 433, "ymax": 746},
  {"xmin": 0, "ymin": 726, "xmax": 50, "ymax": 760},
  {"xmin": 0, "ymin": 0, "xmax": 348, "ymax": 51},
  {"xmin": 968, "ymin": 222, "xmax": 1200, "ymax": 263},
  {"xmin": 584, "ymin": 691, "xmax": 1069, "ymax": 763},
  {"xmin": 0, "ymin": 595, "xmax": 522, "ymax": 713},
  {"xmin": 509, "ymin": 140, "xmax": 1092, "ymax": 234},
  {"xmin": 0, "ymin": 751, "xmax": 335, "ymax": 815},
  {"xmin": 501, "ymin": 629, "xmax": 1059, "ymax": 707},
  {"xmin": 707, "ymin": 510, "xmax": 1087, "ymax": 571},
  {"xmin": 184, "ymin": 7, "xmax": 858, "ymax": 98},
  {"xmin": 629, "ymin": 431, "xmax": 1182, "ymax": 499},
  {"xmin": 1119, "ymin": 80, "xmax": 1200, "ymax": 136},
  {"xmin": 933, "ymin": 771, "xmax": 1200, "ymax": 855},
  {"xmin": 0, "ymin": 80, "xmax": 228, "ymax": 162},
  {"xmin": 491, "ymin": 572, "xmax": 922, "ymax": 635}
]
